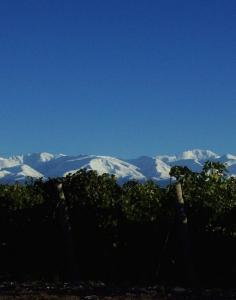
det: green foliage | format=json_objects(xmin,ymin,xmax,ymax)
[
  {"xmin": 0, "ymin": 183, "xmax": 44, "ymax": 210},
  {"xmin": 121, "ymin": 180, "xmax": 164, "ymax": 222},
  {"xmin": 1, "ymin": 162, "xmax": 236, "ymax": 285},
  {"xmin": 170, "ymin": 161, "xmax": 236, "ymax": 235}
]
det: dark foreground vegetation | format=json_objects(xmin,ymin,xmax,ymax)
[{"xmin": 1, "ymin": 161, "xmax": 236, "ymax": 295}]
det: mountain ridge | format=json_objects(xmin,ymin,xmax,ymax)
[{"xmin": 0, "ymin": 149, "xmax": 235, "ymax": 184}]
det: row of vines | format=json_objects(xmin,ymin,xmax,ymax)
[{"xmin": 0, "ymin": 162, "xmax": 236, "ymax": 286}]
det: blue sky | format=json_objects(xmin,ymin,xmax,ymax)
[{"xmin": 1, "ymin": 0, "xmax": 236, "ymax": 158}]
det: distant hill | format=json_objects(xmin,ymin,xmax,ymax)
[{"xmin": 0, "ymin": 149, "xmax": 235, "ymax": 184}]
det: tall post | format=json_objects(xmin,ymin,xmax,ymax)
[
  {"xmin": 56, "ymin": 182, "xmax": 78, "ymax": 281},
  {"xmin": 175, "ymin": 183, "xmax": 195, "ymax": 286},
  {"xmin": 176, "ymin": 183, "xmax": 187, "ymax": 223}
]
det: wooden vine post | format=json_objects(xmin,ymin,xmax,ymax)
[
  {"xmin": 175, "ymin": 183, "xmax": 196, "ymax": 286},
  {"xmin": 56, "ymin": 182, "xmax": 78, "ymax": 281}
]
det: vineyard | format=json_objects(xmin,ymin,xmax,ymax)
[{"xmin": 0, "ymin": 161, "xmax": 236, "ymax": 288}]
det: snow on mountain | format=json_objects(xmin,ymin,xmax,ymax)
[
  {"xmin": 22, "ymin": 152, "xmax": 65, "ymax": 169},
  {"xmin": 0, "ymin": 149, "xmax": 236, "ymax": 184},
  {"xmin": 127, "ymin": 156, "xmax": 170, "ymax": 180},
  {"xmin": 169, "ymin": 159, "xmax": 203, "ymax": 173},
  {"xmin": 177, "ymin": 149, "xmax": 220, "ymax": 161},
  {"xmin": 156, "ymin": 149, "xmax": 220, "ymax": 164},
  {"xmin": 228, "ymin": 164, "xmax": 236, "ymax": 175},
  {"xmin": 127, "ymin": 156, "xmax": 159, "ymax": 178},
  {"xmin": 220, "ymin": 154, "xmax": 236, "ymax": 174},
  {"xmin": 23, "ymin": 152, "xmax": 56, "ymax": 164},
  {"xmin": 0, "ymin": 164, "xmax": 44, "ymax": 184},
  {"xmin": 0, "ymin": 170, "xmax": 11, "ymax": 179},
  {"xmin": 46, "ymin": 155, "xmax": 145, "ymax": 183},
  {"xmin": 89, "ymin": 156, "xmax": 145, "ymax": 181},
  {"xmin": 154, "ymin": 159, "xmax": 172, "ymax": 179},
  {"xmin": 219, "ymin": 154, "xmax": 236, "ymax": 167},
  {"xmin": 0, "ymin": 156, "xmax": 22, "ymax": 169}
]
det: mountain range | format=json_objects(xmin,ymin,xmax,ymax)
[{"xmin": 0, "ymin": 149, "xmax": 235, "ymax": 185}]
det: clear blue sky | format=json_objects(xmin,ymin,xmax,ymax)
[{"xmin": 1, "ymin": 0, "xmax": 236, "ymax": 158}]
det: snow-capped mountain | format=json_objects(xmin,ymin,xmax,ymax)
[
  {"xmin": 127, "ymin": 156, "xmax": 171, "ymax": 180},
  {"xmin": 177, "ymin": 149, "xmax": 220, "ymax": 161},
  {"xmin": 0, "ymin": 149, "xmax": 236, "ymax": 184},
  {"xmin": 41, "ymin": 154, "xmax": 145, "ymax": 183},
  {"xmin": 0, "ymin": 164, "xmax": 44, "ymax": 184}
]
